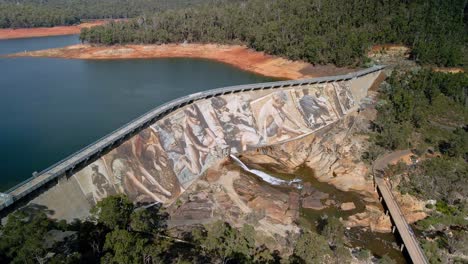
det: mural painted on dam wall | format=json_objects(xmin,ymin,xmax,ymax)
[
  {"xmin": 333, "ymin": 82, "xmax": 356, "ymax": 114},
  {"xmin": 73, "ymin": 80, "xmax": 359, "ymax": 205}
]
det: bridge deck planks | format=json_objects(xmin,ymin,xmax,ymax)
[{"xmin": 375, "ymin": 177, "xmax": 428, "ymax": 264}]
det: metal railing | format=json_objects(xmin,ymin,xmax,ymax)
[{"xmin": 0, "ymin": 65, "xmax": 385, "ymax": 211}]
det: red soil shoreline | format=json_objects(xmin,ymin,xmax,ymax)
[
  {"xmin": 7, "ymin": 43, "xmax": 356, "ymax": 79},
  {"xmin": 0, "ymin": 21, "xmax": 107, "ymax": 40}
]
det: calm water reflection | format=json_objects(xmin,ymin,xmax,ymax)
[
  {"xmin": 0, "ymin": 34, "xmax": 80, "ymax": 55},
  {"xmin": 0, "ymin": 36, "xmax": 276, "ymax": 190}
]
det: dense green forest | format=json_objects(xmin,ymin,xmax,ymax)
[
  {"xmin": 79, "ymin": 0, "xmax": 467, "ymax": 67},
  {"xmin": 0, "ymin": 4, "xmax": 80, "ymax": 28},
  {"xmin": 366, "ymin": 69, "xmax": 468, "ymax": 263},
  {"xmin": 0, "ymin": 0, "xmax": 224, "ymax": 28},
  {"xmin": 0, "ymin": 194, "xmax": 387, "ymax": 263}
]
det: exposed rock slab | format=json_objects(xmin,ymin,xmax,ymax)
[{"xmin": 341, "ymin": 202, "xmax": 356, "ymax": 211}]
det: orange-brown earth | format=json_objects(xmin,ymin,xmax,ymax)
[
  {"xmin": 433, "ymin": 67, "xmax": 465, "ymax": 73},
  {"xmin": 0, "ymin": 21, "xmax": 107, "ymax": 40},
  {"xmin": 6, "ymin": 43, "xmax": 355, "ymax": 79}
]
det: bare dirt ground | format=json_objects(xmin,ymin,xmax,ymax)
[
  {"xmin": 0, "ymin": 21, "xmax": 107, "ymax": 40},
  {"xmin": 6, "ymin": 43, "xmax": 357, "ymax": 79}
]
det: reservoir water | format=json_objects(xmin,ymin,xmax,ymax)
[
  {"xmin": 0, "ymin": 34, "xmax": 81, "ymax": 55},
  {"xmin": 0, "ymin": 35, "xmax": 275, "ymax": 191},
  {"xmin": 1, "ymin": 35, "xmax": 405, "ymax": 263}
]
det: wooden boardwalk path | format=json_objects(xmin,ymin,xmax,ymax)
[
  {"xmin": 375, "ymin": 176, "xmax": 428, "ymax": 264},
  {"xmin": 373, "ymin": 151, "xmax": 428, "ymax": 264}
]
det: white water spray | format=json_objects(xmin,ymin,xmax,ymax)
[{"xmin": 230, "ymin": 154, "xmax": 302, "ymax": 188}]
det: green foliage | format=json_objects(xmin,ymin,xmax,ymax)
[
  {"xmin": 373, "ymin": 70, "xmax": 468, "ymax": 151},
  {"xmin": 378, "ymin": 254, "xmax": 397, "ymax": 264},
  {"xmin": 0, "ymin": 210, "xmax": 52, "ymax": 263},
  {"xmin": 91, "ymin": 194, "xmax": 134, "ymax": 229},
  {"xmin": 320, "ymin": 217, "xmax": 344, "ymax": 248},
  {"xmin": 421, "ymin": 240, "xmax": 443, "ymax": 264},
  {"xmin": 194, "ymin": 221, "xmax": 274, "ymax": 263},
  {"xmin": 362, "ymin": 144, "xmax": 384, "ymax": 164},
  {"xmin": 290, "ymin": 230, "xmax": 332, "ymax": 263},
  {"xmin": 80, "ymin": 0, "xmax": 467, "ymax": 67},
  {"xmin": 319, "ymin": 217, "xmax": 351, "ymax": 263},
  {"xmin": 435, "ymin": 201, "xmax": 458, "ymax": 215},
  {"xmin": 372, "ymin": 69, "xmax": 468, "ymax": 263},
  {"xmin": 0, "ymin": 0, "xmax": 227, "ymax": 28},
  {"xmin": 130, "ymin": 205, "xmax": 167, "ymax": 234},
  {"xmin": 399, "ymin": 157, "xmax": 468, "ymax": 205},
  {"xmin": 0, "ymin": 3, "xmax": 79, "ymax": 28},
  {"xmin": 102, "ymin": 229, "xmax": 162, "ymax": 264},
  {"xmin": 356, "ymin": 248, "xmax": 371, "ymax": 260},
  {"xmin": 0, "ymin": 196, "xmax": 283, "ymax": 263}
]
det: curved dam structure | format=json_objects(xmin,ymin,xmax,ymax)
[{"xmin": 0, "ymin": 66, "xmax": 384, "ymax": 221}]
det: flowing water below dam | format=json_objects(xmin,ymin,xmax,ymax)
[{"xmin": 234, "ymin": 157, "xmax": 406, "ymax": 263}]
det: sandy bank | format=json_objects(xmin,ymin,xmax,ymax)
[
  {"xmin": 0, "ymin": 21, "xmax": 107, "ymax": 40},
  {"xmin": 6, "ymin": 43, "xmax": 354, "ymax": 79}
]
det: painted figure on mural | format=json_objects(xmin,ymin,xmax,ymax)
[
  {"xmin": 110, "ymin": 140, "xmax": 170, "ymax": 204},
  {"xmin": 171, "ymin": 105, "xmax": 217, "ymax": 175},
  {"xmin": 137, "ymin": 128, "xmax": 182, "ymax": 197},
  {"xmin": 209, "ymin": 96, "xmax": 262, "ymax": 152},
  {"xmin": 297, "ymin": 89, "xmax": 333, "ymax": 128},
  {"xmin": 334, "ymin": 82, "xmax": 355, "ymax": 112},
  {"xmin": 129, "ymin": 131, "xmax": 173, "ymax": 197},
  {"xmin": 91, "ymin": 164, "xmax": 115, "ymax": 201},
  {"xmin": 258, "ymin": 91, "xmax": 302, "ymax": 141},
  {"xmin": 157, "ymin": 119, "xmax": 185, "ymax": 156}
]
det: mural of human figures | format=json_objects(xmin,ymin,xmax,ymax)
[
  {"xmin": 72, "ymin": 80, "xmax": 361, "ymax": 206},
  {"xmin": 294, "ymin": 85, "xmax": 340, "ymax": 130},
  {"xmin": 74, "ymin": 159, "xmax": 117, "ymax": 205},
  {"xmin": 251, "ymin": 90, "xmax": 310, "ymax": 144},
  {"xmin": 333, "ymin": 82, "xmax": 355, "ymax": 114},
  {"xmin": 75, "ymin": 128, "xmax": 183, "ymax": 205},
  {"xmin": 152, "ymin": 104, "xmax": 221, "ymax": 188},
  {"xmin": 198, "ymin": 94, "xmax": 263, "ymax": 153}
]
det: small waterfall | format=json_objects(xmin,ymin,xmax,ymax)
[{"xmin": 230, "ymin": 154, "xmax": 302, "ymax": 188}]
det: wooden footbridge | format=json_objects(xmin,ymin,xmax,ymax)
[{"xmin": 373, "ymin": 152, "xmax": 428, "ymax": 264}]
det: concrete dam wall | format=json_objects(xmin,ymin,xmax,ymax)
[{"xmin": 0, "ymin": 66, "xmax": 384, "ymax": 221}]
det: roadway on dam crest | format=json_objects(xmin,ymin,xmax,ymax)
[
  {"xmin": 0, "ymin": 65, "xmax": 429, "ymax": 263},
  {"xmin": 0, "ymin": 65, "xmax": 385, "ymax": 211}
]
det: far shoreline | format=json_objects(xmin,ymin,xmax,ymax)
[
  {"xmin": 5, "ymin": 43, "xmax": 356, "ymax": 80},
  {"xmin": 0, "ymin": 21, "xmax": 108, "ymax": 40}
]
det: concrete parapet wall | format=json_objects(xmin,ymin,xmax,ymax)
[{"xmin": 1, "ymin": 66, "xmax": 385, "ymax": 220}]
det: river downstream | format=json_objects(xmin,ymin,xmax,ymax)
[{"xmin": 238, "ymin": 161, "xmax": 406, "ymax": 263}]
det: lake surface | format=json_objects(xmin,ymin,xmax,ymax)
[
  {"xmin": 0, "ymin": 34, "xmax": 80, "ymax": 55},
  {"xmin": 0, "ymin": 35, "xmax": 275, "ymax": 191}
]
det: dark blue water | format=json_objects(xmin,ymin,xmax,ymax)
[
  {"xmin": 0, "ymin": 36, "xmax": 275, "ymax": 191},
  {"xmin": 0, "ymin": 34, "xmax": 80, "ymax": 55}
]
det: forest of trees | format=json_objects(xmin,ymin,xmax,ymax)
[
  {"xmin": 366, "ymin": 69, "xmax": 468, "ymax": 263},
  {"xmin": 0, "ymin": 4, "xmax": 80, "ymax": 28},
  {"xmin": 0, "ymin": 194, "xmax": 392, "ymax": 263},
  {"xmin": 0, "ymin": 0, "xmax": 224, "ymax": 28},
  {"xmin": 79, "ymin": 0, "xmax": 467, "ymax": 67}
]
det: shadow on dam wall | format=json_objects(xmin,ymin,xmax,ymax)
[{"xmin": 1, "ymin": 67, "xmax": 384, "ymax": 221}]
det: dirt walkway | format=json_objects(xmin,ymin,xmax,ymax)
[{"xmin": 373, "ymin": 150, "xmax": 412, "ymax": 173}]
